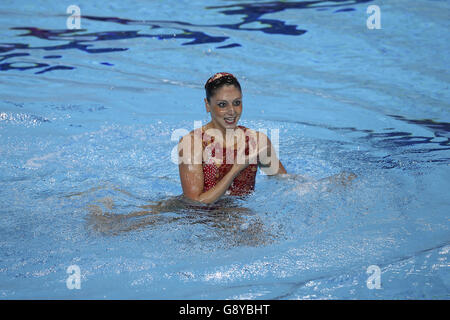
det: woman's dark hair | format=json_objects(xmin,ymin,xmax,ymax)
[{"xmin": 204, "ymin": 73, "xmax": 241, "ymax": 102}]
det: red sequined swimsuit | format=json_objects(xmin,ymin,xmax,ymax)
[{"xmin": 202, "ymin": 126, "xmax": 258, "ymax": 196}]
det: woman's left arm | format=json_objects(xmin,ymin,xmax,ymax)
[
  {"xmin": 254, "ymin": 131, "xmax": 357, "ymax": 187},
  {"xmin": 256, "ymin": 131, "xmax": 287, "ymax": 175}
]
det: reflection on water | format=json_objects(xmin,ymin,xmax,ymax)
[
  {"xmin": 0, "ymin": 0, "xmax": 372, "ymax": 74},
  {"xmin": 271, "ymin": 115, "xmax": 450, "ymax": 168},
  {"xmin": 65, "ymin": 184, "xmax": 273, "ymax": 247},
  {"xmin": 68, "ymin": 171, "xmax": 357, "ymax": 247}
]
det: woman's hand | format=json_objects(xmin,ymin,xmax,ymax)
[{"xmin": 233, "ymin": 142, "xmax": 267, "ymax": 173}]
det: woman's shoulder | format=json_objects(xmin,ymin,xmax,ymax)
[{"xmin": 179, "ymin": 127, "xmax": 204, "ymax": 141}]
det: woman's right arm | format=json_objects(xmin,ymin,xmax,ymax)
[
  {"xmin": 178, "ymin": 133, "xmax": 243, "ymax": 204},
  {"xmin": 179, "ymin": 163, "xmax": 242, "ymax": 204}
]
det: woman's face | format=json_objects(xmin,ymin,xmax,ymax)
[{"xmin": 205, "ymin": 84, "xmax": 242, "ymax": 131}]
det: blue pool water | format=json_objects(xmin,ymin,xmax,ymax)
[{"xmin": 0, "ymin": 0, "xmax": 449, "ymax": 299}]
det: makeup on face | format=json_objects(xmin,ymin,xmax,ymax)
[{"xmin": 208, "ymin": 85, "xmax": 242, "ymax": 130}]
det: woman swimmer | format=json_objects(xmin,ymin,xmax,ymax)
[
  {"xmin": 178, "ymin": 72, "xmax": 356, "ymax": 204},
  {"xmin": 177, "ymin": 72, "xmax": 287, "ymax": 204},
  {"xmin": 86, "ymin": 72, "xmax": 356, "ymax": 234}
]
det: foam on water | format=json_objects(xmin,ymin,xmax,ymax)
[{"xmin": 0, "ymin": 0, "xmax": 449, "ymax": 299}]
